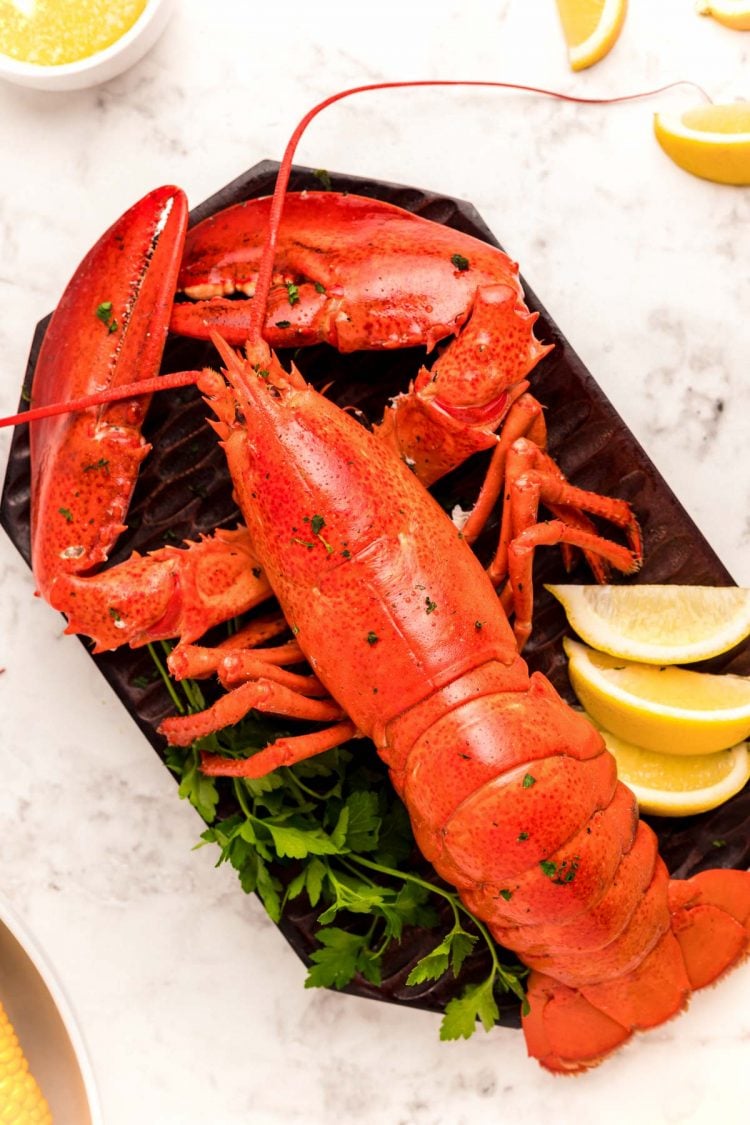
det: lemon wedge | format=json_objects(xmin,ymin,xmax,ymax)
[
  {"xmin": 599, "ymin": 728, "xmax": 750, "ymax": 816},
  {"xmin": 547, "ymin": 584, "xmax": 750, "ymax": 665},
  {"xmin": 554, "ymin": 0, "xmax": 628, "ymax": 71},
  {"xmin": 654, "ymin": 103, "xmax": 750, "ymax": 185},
  {"xmin": 564, "ymin": 638, "xmax": 750, "ymax": 755},
  {"xmin": 697, "ymin": 2, "xmax": 750, "ymax": 31}
]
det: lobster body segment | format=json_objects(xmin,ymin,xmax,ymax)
[{"xmin": 204, "ymin": 338, "xmax": 525, "ymax": 741}]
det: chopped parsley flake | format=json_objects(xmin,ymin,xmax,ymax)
[
  {"xmin": 95, "ymin": 301, "xmax": 118, "ymax": 333},
  {"xmin": 451, "ymin": 253, "xmax": 470, "ymax": 272},
  {"xmin": 498, "ymin": 889, "xmax": 513, "ymax": 902},
  {"xmin": 425, "ymin": 597, "xmax": 437, "ymax": 615},
  {"xmin": 540, "ymin": 857, "xmax": 580, "ymax": 885},
  {"xmin": 302, "ymin": 514, "xmax": 333, "ymax": 554},
  {"xmin": 517, "ymin": 831, "xmax": 529, "ymax": 841},
  {"xmin": 275, "ymin": 320, "xmax": 291, "ymax": 329},
  {"xmin": 522, "ymin": 773, "xmax": 536, "ymax": 788},
  {"xmin": 286, "ymin": 282, "xmax": 300, "ymax": 306},
  {"xmin": 58, "ymin": 507, "xmax": 73, "ymax": 522},
  {"xmin": 366, "ymin": 631, "xmax": 379, "ymax": 646}
]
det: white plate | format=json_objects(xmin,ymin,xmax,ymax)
[{"xmin": 0, "ymin": 896, "xmax": 101, "ymax": 1124}]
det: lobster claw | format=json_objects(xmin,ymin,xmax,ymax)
[{"xmin": 31, "ymin": 185, "xmax": 189, "ymax": 599}]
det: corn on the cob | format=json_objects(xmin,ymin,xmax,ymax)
[{"xmin": 0, "ymin": 1000, "xmax": 52, "ymax": 1123}]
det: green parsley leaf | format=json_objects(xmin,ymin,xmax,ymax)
[
  {"xmin": 341, "ymin": 790, "xmax": 381, "ymax": 852},
  {"xmin": 168, "ymin": 747, "xmax": 219, "ymax": 822},
  {"xmin": 440, "ymin": 977, "xmax": 499, "ymax": 1040},
  {"xmin": 265, "ymin": 820, "xmax": 343, "ymax": 860},
  {"xmin": 406, "ymin": 924, "xmax": 477, "ymax": 986},
  {"xmin": 451, "ymin": 253, "xmax": 470, "ymax": 272},
  {"xmin": 305, "ymin": 927, "xmax": 371, "ymax": 990},
  {"xmin": 313, "ymin": 168, "xmax": 333, "ymax": 191}
]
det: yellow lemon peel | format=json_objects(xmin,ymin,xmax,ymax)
[
  {"xmin": 554, "ymin": 0, "xmax": 628, "ymax": 71},
  {"xmin": 598, "ymin": 728, "xmax": 750, "ymax": 817},
  {"xmin": 654, "ymin": 103, "xmax": 750, "ymax": 185},
  {"xmin": 547, "ymin": 584, "xmax": 750, "ymax": 665},
  {"xmin": 564, "ymin": 638, "xmax": 750, "ymax": 756},
  {"xmin": 697, "ymin": 2, "xmax": 750, "ymax": 31}
]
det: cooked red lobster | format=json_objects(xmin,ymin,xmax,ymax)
[{"xmin": 8, "ymin": 84, "xmax": 750, "ymax": 1072}]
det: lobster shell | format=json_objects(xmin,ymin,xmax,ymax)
[{"xmin": 2, "ymin": 162, "xmax": 748, "ymax": 1030}]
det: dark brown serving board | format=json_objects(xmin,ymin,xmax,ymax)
[{"xmin": 2, "ymin": 163, "xmax": 748, "ymax": 1029}]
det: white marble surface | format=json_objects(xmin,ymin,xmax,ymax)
[{"xmin": 1, "ymin": 1, "xmax": 749, "ymax": 1122}]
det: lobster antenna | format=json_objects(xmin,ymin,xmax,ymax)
[
  {"xmin": 0, "ymin": 78, "xmax": 708, "ymax": 430},
  {"xmin": 246, "ymin": 78, "xmax": 710, "ymax": 339}
]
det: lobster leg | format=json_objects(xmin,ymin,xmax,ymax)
[
  {"xmin": 494, "ymin": 438, "xmax": 641, "ymax": 646},
  {"xmin": 159, "ymin": 678, "xmax": 346, "ymax": 746},
  {"xmin": 200, "ymin": 722, "xmax": 358, "ymax": 779},
  {"xmin": 166, "ymin": 612, "xmax": 290, "ymax": 679}
]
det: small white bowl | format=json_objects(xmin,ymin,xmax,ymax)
[{"xmin": 0, "ymin": 0, "xmax": 174, "ymax": 91}]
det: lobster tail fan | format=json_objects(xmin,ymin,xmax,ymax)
[{"xmin": 522, "ymin": 867, "xmax": 750, "ymax": 1073}]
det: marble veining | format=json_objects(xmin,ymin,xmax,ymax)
[{"xmin": 1, "ymin": 1, "xmax": 749, "ymax": 1122}]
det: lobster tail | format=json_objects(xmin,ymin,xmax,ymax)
[{"xmin": 387, "ymin": 668, "xmax": 750, "ymax": 1073}]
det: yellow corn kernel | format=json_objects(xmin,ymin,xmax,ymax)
[{"xmin": 0, "ymin": 1000, "xmax": 52, "ymax": 1123}]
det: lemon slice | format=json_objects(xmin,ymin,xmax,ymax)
[
  {"xmin": 564, "ymin": 638, "xmax": 750, "ymax": 755},
  {"xmin": 554, "ymin": 0, "xmax": 628, "ymax": 71},
  {"xmin": 547, "ymin": 584, "xmax": 750, "ymax": 664},
  {"xmin": 599, "ymin": 728, "xmax": 750, "ymax": 816},
  {"xmin": 697, "ymin": 2, "xmax": 750, "ymax": 31},
  {"xmin": 654, "ymin": 103, "xmax": 750, "ymax": 185}
]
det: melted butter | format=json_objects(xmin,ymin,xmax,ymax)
[{"xmin": 0, "ymin": 0, "xmax": 148, "ymax": 65}]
